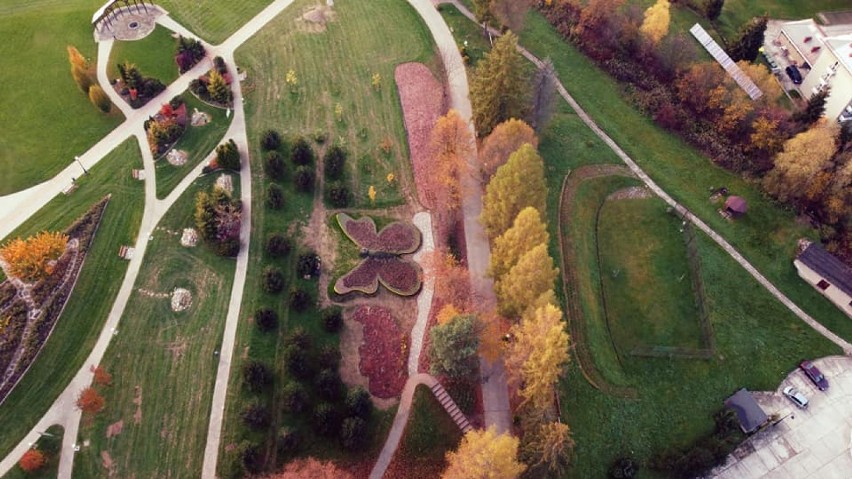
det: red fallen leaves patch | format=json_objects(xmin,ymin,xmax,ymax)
[
  {"xmin": 395, "ymin": 62, "xmax": 445, "ymax": 210},
  {"xmin": 352, "ymin": 305, "xmax": 409, "ymax": 399}
]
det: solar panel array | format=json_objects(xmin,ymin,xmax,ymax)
[{"xmin": 690, "ymin": 24, "xmax": 764, "ymax": 100}]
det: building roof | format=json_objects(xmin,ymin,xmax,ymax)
[
  {"xmin": 798, "ymin": 242, "xmax": 852, "ymax": 296},
  {"xmin": 725, "ymin": 388, "xmax": 768, "ymax": 434},
  {"xmin": 779, "ymin": 19, "xmax": 852, "ymax": 75},
  {"xmin": 823, "ymin": 34, "xmax": 852, "ymax": 75},
  {"xmin": 724, "ymin": 196, "xmax": 748, "ymax": 214}
]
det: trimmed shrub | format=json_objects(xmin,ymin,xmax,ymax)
[
  {"xmin": 216, "ymin": 139, "xmax": 241, "ymax": 170},
  {"xmin": 324, "ymin": 145, "xmax": 347, "ymax": 180},
  {"xmin": 346, "ymin": 387, "xmax": 373, "ymax": 419},
  {"xmin": 261, "ymin": 129, "xmax": 281, "ymax": 151},
  {"xmin": 313, "ymin": 402, "xmax": 340, "ymax": 437},
  {"xmin": 239, "ymin": 441, "xmax": 263, "ymax": 475},
  {"xmin": 264, "ymin": 151, "xmax": 285, "ymax": 180},
  {"xmin": 213, "ymin": 55, "xmax": 227, "ymax": 74},
  {"xmin": 288, "ymin": 287, "xmax": 311, "ymax": 312},
  {"xmin": 340, "ymin": 416, "xmax": 368, "ymax": 450},
  {"xmin": 323, "ymin": 308, "xmax": 343, "ymax": 333},
  {"xmin": 255, "ymin": 308, "xmax": 278, "ymax": 332},
  {"xmin": 291, "ymin": 137, "xmax": 314, "ymax": 165},
  {"xmin": 285, "ymin": 327, "xmax": 313, "ymax": 351},
  {"xmin": 241, "ymin": 402, "xmax": 271, "ymax": 429},
  {"xmin": 326, "ymin": 181, "xmax": 352, "ymax": 207},
  {"xmin": 283, "ymin": 346, "xmax": 313, "ymax": 380},
  {"xmin": 297, "ymin": 252, "xmax": 320, "ymax": 277},
  {"xmin": 262, "ymin": 266, "xmax": 284, "ymax": 294},
  {"xmin": 317, "ymin": 344, "xmax": 341, "ymax": 370},
  {"xmin": 281, "ymin": 382, "xmax": 308, "ymax": 414},
  {"xmin": 242, "ymin": 360, "xmax": 272, "ymax": 392},
  {"xmin": 265, "ymin": 233, "xmax": 291, "ymax": 258},
  {"xmin": 266, "ymin": 184, "xmax": 284, "ymax": 210},
  {"xmin": 293, "ymin": 165, "xmax": 316, "ymax": 193},
  {"xmin": 214, "ymin": 238, "xmax": 240, "ymax": 257},
  {"xmin": 277, "ymin": 427, "xmax": 301, "ymax": 456},
  {"xmin": 316, "ymin": 368, "xmax": 344, "ymax": 401}
]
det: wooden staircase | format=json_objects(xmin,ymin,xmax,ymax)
[{"xmin": 430, "ymin": 381, "xmax": 472, "ymax": 433}]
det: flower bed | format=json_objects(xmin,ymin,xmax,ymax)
[
  {"xmin": 337, "ymin": 213, "xmax": 421, "ymax": 254},
  {"xmin": 351, "ymin": 305, "xmax": 408, "ymax": 398},
  {"xmin": 395, "ymin": 63, "xmax": 446, "ymax": 209},
  {"xmin": 0, "ymin": 197, "xmax": 110, "ymax": 404}
]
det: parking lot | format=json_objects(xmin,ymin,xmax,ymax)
[{"xmin": 713, "ymin": 356, "xmax": 852, "ymax": 479}]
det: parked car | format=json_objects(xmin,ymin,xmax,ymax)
[
  {"xmin": 800, "ymin": 360, "xmax": 829, "ymax": 390},
  {"xmin": 785, "ymin": 65, "xmax": 803, "ymax": 84},
  {"xmin": 782, "ymin": 386, "xmax": 809, "ymax": 408}
]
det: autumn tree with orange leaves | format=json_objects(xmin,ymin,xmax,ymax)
[
  {"xmin": 479, "ymin": 118, "xmax": 538, "ymax": 179},
  {"xmin": 264, "ymin": 457, "xmax": 353, "ymax": 479},
  {"xmin": 76, "ymin": 386, "xmax": 105, "ymax": 414},
  {"xmin": 0, "ymin": 231, "xmax": 68, "ymax": 283},
  {"xmin": 19, "ymin": 449, "xmax": 46, "ymax": 473},
  {"xmin": 429, "ymin": 110, "xmax": 474, "ymax": 212}
]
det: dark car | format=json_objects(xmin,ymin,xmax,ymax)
[
  {"xmin": 785, "ymin": 65, "xmax": 803, "ymax": 84},
  {"xmin": 800, "ymin": 360, "xmax": 829, "ymax": 391}
]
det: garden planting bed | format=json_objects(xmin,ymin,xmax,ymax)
[
  {"xmin": 0, "ymin": 197, "xmax": 110, "ymax": 404},
  {"xmin": 334, "ymin": 214, "xmax": 423, "ymax": 296},
  {"xmin": 395, "ymin": 63, "xmax": 446, "ymax": 209},
  {"xmin": 351, "ymin": 305, "xmax": 409, "ymax": 398}
]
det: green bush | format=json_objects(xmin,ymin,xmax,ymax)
[
  {"xmin": 293, "ymin": 165, "xmax": 316, "ymax": 193},
  {"xmin": 313, "ymin": 402, "xmax": 340, "ymax": 437},
  {"xmin": 254, "ymin": 308, "xmax": 278, "ymax": 332},
  {"xmin": 262, "ymin": 266, "xmax": 284, "ymax": 294},
  {"xmin": 316, "ymin": 368, "xmax": 344, "ymax": 401},
  {"xmin": 216, "ymin": 139, "xmax": 241, "ymax": 170},
  {"xmin": 281, "ymin": 382, "xmax": 308, "ymax": 414},
  {"xmin": 291, "ymin": 136, "xmax": 314, "ymax": 165},
  {"xmin": 241, "ymin": 360, "xmax": 272, "ymax": 392},
  {"xmin": 339, "ymin": 416, "xmax": 368, "ymax": 450},
  {"xmin": 323, "ymin": 308, "xmax": 343, "ymax": 333},
  {"xmin": 326, "ymin": 181, "xmax": 352, "ymax": 207},
  {"xmin": 318, "ymin": 344, "xmax": 341, "ymax": 370},
  {"xmin": 241, "ymin": 402, "xmax": 271, "ymax": 430},
  {"xmin": 261, "ymin": 129, "xmax": 281, "ymax": 151},
  {"xmin": 289, "ymin": 287, "xmax": 311, "ymax": 312},
  {"xmin": 297, "ymin": 252, "xmax": 320, "ymax": 278},
  {"xmin": 346, "ymin": 387, "xmax": 373, "ymax": 419},
  {"xmin": 266, "ymin": 184, "xmax": 284, "ymax": 210},
  {"xmin": 324, "ymin": 145, "xmax": 347, "ymax": 180},
  {"xmin": 265, "ymin": 233, "xmax": 291, "ymax": 258},
  {"xmin": 264, "ymin": 151, "xmax": 285, "ymax": 180}
]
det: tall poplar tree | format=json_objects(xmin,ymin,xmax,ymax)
[{"xmin": 470, "ymin": 32, "xmax": 529, "ymax": 136}]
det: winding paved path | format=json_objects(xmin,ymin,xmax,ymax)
[
  {"xmin": 0, "ymin": 1, "xmax": 301, "ymax": 476},
  {"xmin": 447, "ymin": 0, "xmax": 852, "ymax": 356}
]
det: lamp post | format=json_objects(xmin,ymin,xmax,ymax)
[{"xmin": 74, "ymin": 156, "xmax": 89, "ymax": 176}]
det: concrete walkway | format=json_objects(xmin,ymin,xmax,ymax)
[
  {"xmin": 408, "ymin": 211, "xmax": 436, "ymax": 376},
  {"xmin": 0, "ymin": 0, "xmax": 301, "ymax": 475},
  {"xmin": 447, "ymin": 0, "xmax": 852, "ymax": 356}
]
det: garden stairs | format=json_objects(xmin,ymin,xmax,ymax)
[{"xmin": 430, "ymin": 380, "xmax": 473, "ymax": 433}]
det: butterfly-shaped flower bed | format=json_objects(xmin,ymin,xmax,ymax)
[{"xmin": 334, "ymin": 213, "xmax": 423, "ymax": 296}]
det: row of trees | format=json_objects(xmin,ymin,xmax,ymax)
[{"xmin": 67, "ymin": 45, "xmax": 112, "ymax": 113}]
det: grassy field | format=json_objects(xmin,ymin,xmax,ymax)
[
  {"xmin": 386, "ymin": 386, "xmax": 462, "ymax": 478},
  {"xmin": 235, "ymin": 0, "xmax": 435, "ymax": 209},
  {"xmin": 108, "ymin": 25, "xmax": 180, "ymax": 85},
  {"xmin": 517, "ymin": 11, "xmax": 852, "ymax": 343},
  {"xmin": 561, "ymin": 178, "xmax": 840, "ymax": 477},
  {"xmin": 0, "ymin": 140, "xmax": 144, "ymax": 459},
  {"xmin": 714, "ymin": 0, "xmax": 852, "ymax": 40},
  {"xmin": 0, "ymin": 0, "xmax": 124, "ymax": 195},
  {"xmin": 72, "ymin": 174, "xmax": 238, "ymax": 478},
  {"xmin": 598, "ymin": 197, "xmax": 703, "ymax": 354},
  {"xmin": 159, "ymin": 0, "xmax": 273, "ymax": 45},
  {"xmin": 2, "ymin": 425, "xmax": 64, "ymax": 479},
  {"xmin": 155, "ymin": 92, "xmax": 232, "ymax": 198}
]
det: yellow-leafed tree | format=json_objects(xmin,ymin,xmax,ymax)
[
  {"xmin": 481, "ymin": 143, "xmax": 546, "ymax": 241},
  {"xmin": 494, "ymin": 243, "xmax": 558, "ymax": 319},
  {"xmin": 764, "ymin": 123, "xmax": 838, "ymax": 203},
  {"xmin": 489, "ymin": 206, "xmax": 549, "ymax": 283},
  {"xmin": 521, "ymin": 421, "xmax": 575, "ymax": 477},
  {"xmin": 479, "ymin": 118, "xmax": 538, "ymax": 179},
  {"xmin": 430, "ymin": 110, "xmax": 474, "ymax": 211},
  {"xmin": 640, "ymin": 0, "xmax": 671, "ymax": 44},
  {"xmin": 0, "ymin": 231, "xmax": 69, "ymax": 283},
  {"xmin": 506, "ymin": 303, "xmax": 570, "ymax": 416},
  {"xmin": 442, "ymin": 427, "xmax": 526, "ymax": 479}
]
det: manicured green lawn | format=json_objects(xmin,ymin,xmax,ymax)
[
  {"xmin": 159, "ymin": 0, "xmax": 274, "ymax": 45},
  {"xmin": 2, "ymin": 425, "xmax": 64, "ymax": 479},
  {"xmin": 155, "ymin": 92, "xmax": 231, "ymax": 198},
  {"xmin": 0, "ymin": 0, "xmax": 124, "ymax": 195},
  {"xmin": 72, "ymin": 174, "xmax": 239, "ymax": 478},
  {"xmin": 715, "ymin": 0, "xmax": 852, "ymax": 40},
  {"xmin": 108, "ymin": 25, "xmax": 180, "ymax": 85},
  {"xmin": 235, "ymin": 0, "xmax": 435, "ymax": 208},
  {"xmin": 598, "ymin": 197, "xmax": 704, "ymax": 354},
  {"xmin": 518, "ymin": 11, "xmax": 852, "ymax": 343},
  {"xmin": 561, "ymin": 180, "xmax": 840, "ymax": 477},
  {"xmin": 0, "ymin": 140, "xmax": 144, "ymax": 459}
]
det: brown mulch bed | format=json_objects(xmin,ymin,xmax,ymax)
[
  {"xmin": 395, "ymin": 62, "xmax": 447, "ymax": 210},
  {"xmin": 352, "ymin": 305, "xmax": 409, "ymax": 398}
]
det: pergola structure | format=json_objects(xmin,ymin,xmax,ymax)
[{"xmin": 92, "ymin": 0, "xmax": 151, "ymax": 32}]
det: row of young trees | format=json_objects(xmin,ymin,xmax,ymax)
[{"xmin": 67, "ymin": 46, "xmax": 112, "ymax": 113}]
